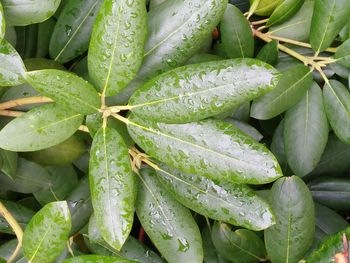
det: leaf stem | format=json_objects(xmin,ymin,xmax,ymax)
[
  {"xmin": 251, "ymin": 19, "xmax": 268, "ymax": 25},
  {"xmin": 110, "ymin": 113, "xmax": 130, "ymax": 125},
  {"xmin": 0, "ymin": 96, "xmax": 53, "ymax": 110},
  {"xmin": 0, "ymin": 201, "xmax": 23, "ymax": 263},
  {"xmin": 0, "ymin": 109, "xmax": 23, "ymax": 117}
]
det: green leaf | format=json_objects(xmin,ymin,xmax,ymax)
[
  {"xmin": 202, "ymin": 226, "xmax": 229, "ymax": 263},
  {"xmin": 0, "ymin": 39, "xmax": 26, "ymax": 86},
  {"xmin": 50, "ymin": 0, "xmax": 102, "ymax": 63},
  {"xmin": 2, "ymin": 0, "xmax": 61, "ymax": 26},
  {"xmin": 0, "ymin": 2, "xmax": 5, "ymax": 40},
  {"xmin": 0, "ymin": 239, "xmax": 23, "ymax": 262},
  {"xmin": 186, "ymin": 53, "xmax": 222, "ymax": 65},
  {"xmin": 0, "ymin": 104, "xmax": 83, "ymax": 151},
  {"xmin": 155, "ymin": 163, "xmax": 275, "ymax": 231},
  {"xmin": 149, "ymin": 0, "xmax": 167, "ymax": 10},
  {"xmin": 309, "ymin": 133, "xmax": 350, "ymax": 176},
  {"xmin": 335, "ymin": 38, "xmax": 350, "ymax": 68},
  {"xmin": 306, "ymin": 227, "xmax": 350, "ymax": 262},
  {"xmin": 266, "ymin": 0, "xmax": 304, "ymax": 27},
  {"xmin": 323, "ymin": 80, "xmax": 350, "ymax": 144},
  {"xmin": 62, "ymin": 255, "xmax": 137, "ymax": 263},
  {"xmin": 310, "ymin": 0, "xmax": 350, "ymax": 53},
  {"xmin": 25, "ymin": 69, "xmax": 100, "ymax": 115},
  {"xmin": 268, "ymin": 0, "xmax": 314, "ymax": 42},
  {"xmin": 211, "ymin": 221, "xmax": 266, "ymax": 263},
  {"xmin": 256, "ymin": 40, "xmax": 279, "ymax": 65},
  {"xmin": 36, "ymin": 18, "xmax": 56, "ymax": 58},
  {"xmin": 308, "ymin": 177, "xmax": 350, "ymax": 210},
  {"xmin": 284, "ymin": 82, "xmax": 329, "ymax": 177},
  {"xmin": 114, "ymin": 0, "xmax": 227, "ymax": 103},
  {"xmin": 224, "ymin": 119, "xmax": 263, "ymax": 141},
  {"xmin": 34, "ymin": 165, "xmax": 78, "ymax": 205},
  {"xmin": 136, "ymin": 168, "xmax": 203, "ymax": 263},
  {"xmin": 0, "ymin": 200, "xmax": 34, "ymax": 234},
  {"xmin": 89, "ymin": 127, "xmax": 136, "ymax": 250},
  {"xmin": 0, "ymin": 149, "xmax": 17, "ymax": 179},
  {"xmin": 22, "ymin": 201, "xmax": 71, "ymax": 263},
  {"xmin": 251, "ymin": 64, "xmax": 313, "ymax": 120},
  {"xmin": 88, "ymin": 0, "xmax": 147, "ymax": 96},
  {"xmin": 128, "ymin": 59, "xmax": 280, "ymax": 124},
  {"xmin": 271, "ymin": 120, "xmax": 290, "ymax": 174},
  {"xmin": 221, "ymin": 4, "xmax": 254, "ymax": 58},
  {"xmin": 249, "ymin": 0, "xmax": 282, "ymax": 16},
  {"xmin": 127, "ymin": 116, "xmax": 282, "ymax": 185},
  {"xmin": 264, "ymin": 176, "xmax": 315, "ymax": 263}
]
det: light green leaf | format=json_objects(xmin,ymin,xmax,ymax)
[
  {"xmin": 2, "ymin": 0, "xmax": 61, "ymax": 26},
  {"xmin": 224, "ymin": 119, "xmax": 263, "ymax": 141},
  {"xmin": 114, "ymin": 0, "xmax": 227, "ymax": 103},
  {"xmin": 22, "ymin": 201, "xmax": 71, "ymax": 263},
  {"xmin": 25, "ymin": 69, "xmax": 100, "ymax": 115},
  {"xmin": 264, "ymin": 176, "xmax": 315, "ymax": 263},
  {"xmin": 128, "ymin": 59, "xmax": 280, "ymax": 124},
  {"xmin": 88, "ymin": 0, "xmax": 147, "ymax": 96},
  {"xmin": 251, "ymin": 64, "xmax": 313, "ymax": 120},
  {"xmin": 0, "ymin": 39, "xmax": 26, "ymax": 86},
  {"xmin": 249, "ymin": 0, "xmax": 281, "ymax": 16},
  {"xmin": 310, "ymin": 0, "xmax": 350, "ymax": 53},
  {"xmin": 50, "ymin": 0, "xmax": 102, "ymax": 63},
  {"xmin": 0, "ymin": 149, "xmax": 17, "ymax": 179},
  {"xmin": 211, "ymin": 221, "xmax": 266, "ymax": 263},
  {"xmin": 149, "ymin": 0, "xmax": 167, "ymax": 10},
  {"xmin": 0, "ymin": 104, "xmax": 83, "ymax": 151},
  {"xmin": 334, "ymin": 38, "xmax": 350, "ymax": 67},
  {"xmin": 156, "ymin": 163, "xmax": 275, "ymax": 230},
  {"xmin": 266, "ymin": 0, "xmax": 305, "ymax": 27},
  {"xmin": 221, "ymin": 4, "xmax": 254, "ymax": 58},
  {"xmin": 62, "ymin": 255, "xmax": 136, "ymax": 263},
  {"xmin": 89, "ymin": 127, "xmax": 135, "ymax": 250},
  {"xmin": 127, "ymin": 116, "xmax": 282, "ymax": 185},
  {"xmin": 323, "ymin": 80, "xmax": 350, "ymax": 144},
  {"xmin": 0, "ymin": 2, "xmax": 5, "ymax": 40},
  {"xmin": 284, "ymin": 82, "xmax": 329, "ymax": 177},
  {"xmin": 136, "ymin": 168, "xmax": 203, "ymax": 263},
  {"xmin": 256, "ymin": 40, "xmax": 279, "ymax": 65},
  {"xmin": 268, "ymin": 0, "xmax": 314, "ymax": 42}
]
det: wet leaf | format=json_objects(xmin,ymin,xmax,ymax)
[
  {"xmin": 0, "ymin": 2, "xmax": 4, "ymax": 40},
  {"xmin": 62, "ymin": 255, "xmax": 137, "ymax": 263}
]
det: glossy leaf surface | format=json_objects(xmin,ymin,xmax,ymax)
[
  {"xmin": 89, "ymin": 127, "xmax": 135, "ymax": 250},
  {"xmin": 0, "ymin": 104, "xmax": 83, "ymax": 151},
  {"xmin": 256, "ymin": 40, "xmax": 279, "ymax": 65},
  {"xmin": 310, "ymin": 0, "xmax": 350, "ymax": 52},
  {"xmin": 22, "ymin": 201, "xmax": 71, "ymax": 263},
  {"xmin": 25, "ymin": 69, "xmax": 100, "ymax": 115},
  {"xmin": 0, "ymin": 39, "xmax": 26, "ymax": 86},
  {"xmin": 221, "ymin": 4, "xmax": 254, "ymax": 58},
  {"xmin": 127, "ymin": 116, "xmax": 282, "ymax": 185},
  {"xmin": 334, "ymin": 38, "xmax": 350, "ymax": 67},
  {"xmin": 62, "ymin": 255, "xmax": 136, "ymax": 263},
  {"xmin": 266, "ymin": 0, "xmax": 304, "ymax": 27},
  {"xmin": 156, "ymin": 164, "xmax": 275, "ymax": 230},
  {"xmin": 50, "ymin": 0, "xmax": 102, "ymax": 63},
  {"xmin": 251, "ymin": 64, "xmax": 313, "ymax": 120},
  {"xmin": 129, "ymin": 59, "xmax": 280, "ymax": 123},
  {"xmin": 264, "ymin": 176, "xmax": 315, "ymax": 263},
  {"xmin": 0, "ymin": 149, "xmax": 17, "ymax": 179},
  {"xmin": 88, "ymin": 0, "xmax": 147, "ymax": 96},
  {"xmin": 211, "ymin": 222, "xmax": 266, "ymax": 263},
  {"xmin": 0, "ymin": 2, "xmax": 4, "ymax": 40},
  {"xmin": 136, "ymin": 168, "xmax": 203, "ymax": 263},
  {"xmin": 284, "ymin": 83, "xmax": 329, "ymax": 177},
  {"xmin": 2, "ymin": 0, "xmax": 61, "ymax": 26}
]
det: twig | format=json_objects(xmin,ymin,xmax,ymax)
[
  {"xmin": 251, "ymin": 19, "xmax": 268, "ymax": 25},
  {"xmin": 0, "ymin": 96, "xmax": 53, "ymax": 110}
]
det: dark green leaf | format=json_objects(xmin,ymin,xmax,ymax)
[
  {"xmin": 88, "ymin": 0, "xmax": 147, "ymax": 96},
  {"xmin": 114, "ymin": 0, "xmax": 227, "ymax": 103},
  {"xmin": 221, "ymin": 4, "xmax": 254, "ymax": 58},
  {"xmin": 36, "ymin": 18, "xmax": 56, "ymax": 58},
  {"xmin": 284, "ymin": 82, "xmax": 329, "ymax": 177},
  {"xmin": 0, "ymin": 39, "xmax": 26, "ymax": 86},
  {"xmin": 268, "ymin": 0, "xmax": 314, "ymax": 42},
  {"xmin": 256, "ymin": 40, "xmax": 279, "ymax": 65},
  {"xmin": 310, "ymin": 0, "xmax": 350, "ymax": 53},
  {"xmin": 0, "ymin": 104, "xmax": 83, "ymax": 151},
  {"xmin": 62, "ymin": 255, "xmax": 136, "ymax": 263},
  {"xmin": 2, "ymin": 0, "xmax": 61, "ymax": 26},
  {"xmin": 202, "ymin": 226, "xmax": 229, "ymax": 263},
  {"xmin": 50, "ymin": 0, "xmax": 102, "ymax": 63},
  {"xmin": 264, "ymin": 176, "xmax": 315, "ymax": 263},
  {"xmin": 0, "ymin": 239, "xmax": 22, "ymax": 262},
  {"xmin": 186, "ymin": 53, "xmax": 222, "ymax": 65},
  {"xmin": 306, "ymin": 227, "xmax": 350, "ymax": 262},
  {"xmin": 89, "ymin": 127, "xmax": 135, "ymax": 250},
  {"xmin": 335, "ymin": 39, "xmax": 350, "ymax": 67},
  {"xmin": 308, "ymin": 177, "xmax": 350, "ymax": 210},
  {"xmin": 22, "ymin": 201, "xmax": 71, "ymax": 263},
  {"xmin": 129, "ymin": 59, "xmax": 280, "ymax": 123},
  {"xmin": 211, "ymin": 221, "xmax": 266, "ymax": 263},
  {"xmin": 266, "ymin": 0, "xmax": 304, "ymax": 27},
  {"xmin": 0, "ymin": 149, "xmax": 17, "ymax": 179},
  {"xmin": 25, "ymin": 69, "xmax": 100, "ymax": 115},
  {"xmin": 136, "ymin": 168, "xmax": 203, "ymax": 263},
  {"xmin": 156, "ymin": 164, "xmax": 275, "ymax": 231},
  {"xmin": 127, "ymin": 116, "xmax": 282, "ymax": 184},
  {"xmin": 323, "ymin": 80, "xmax": 350, "ymax": 144},
  {"xmin": 0, "ymin": 2, "xmax": 4, "ymax": 40},
  {"xmin": 251, "ymin": 64, "xmax": 313, "ymax": 120}
]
